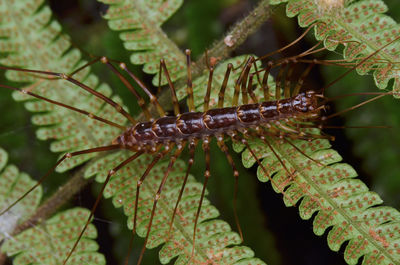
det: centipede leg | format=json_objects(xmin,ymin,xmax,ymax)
[
  {"xmin": 137, "ymin": 143, "xmax": 186, "ymax": 265},
  {"xmin": 191, "ymin": 136, "xmax": 211, "ymax": 260},
  {"xmin": 246, "ymin": 73, "xmax": 258, "ymax": 103},
  {"xmin": 217, "ymin": 63, "xmax": 233, "ymax": 108},
  {"xmin": 185, "ymin": 49, "xmax": 196, "ymax": 112},
  {"xmin": 261, "ymin": 62, "xmax": 273, "ymax": 101},
  {"xmin": 0, "ymin": 144, "xmax": 121, "ymax": 216},
  {"xmin": 168, "ymin": 139, "xmax": 197, "ymax": 237},
  {"xmin": 0, "ymin": 84, "xmax": 126, "ymax": 130},
  {"xmin": 274, "ymin": 60, "xmax": 288, "ymax": 100},
  {"xmin": 0, "ymin": 66, "xmax": 138, "ymax": 125},
  {"xmin": 232, "ymin": 57, "xmax": 254, "ymax": 106},
  {"xmin": 117, "ymin": 61, "xmax": 166, "ymax": 117},
  {"xmin": 292, "ymin": 60, "xmax": 315, "ymax": 96},
  {"xmin": 63, "ymin": 150, "xmax": 143, "ymax": 265},
  {"xmin": 160, "ymin": 59, "xmax": 181, "ymax": 116},
  {"xmin": 100, "ymin": 57, "xmax": 153, "ymax": 120},
  {"xmin": 203, "ymin": 65, "xmax": 214, "ymax": 112},
  {"xmin": 216, "ymin": 135, "xmax": 243, "ymax": 241}
]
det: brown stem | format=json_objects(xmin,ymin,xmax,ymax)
[
  {"xmin": 193, "ymin": 0, "xmax": 272, "ymax": 76},
  {"xmin": 154, "ymin": 0, "xmax": 272, "ymax": 115}
]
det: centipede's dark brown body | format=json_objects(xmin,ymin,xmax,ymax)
[{"xmin": 114, "ymin": 91, "xmax": 320, "ymax": 150}]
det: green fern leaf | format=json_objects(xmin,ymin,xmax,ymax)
[
  {"xmin": 0, "ymin": 147, "xmax": 105, "ymax": 265},
  {"xmin": 98, "ymin": 0, "xmax": 187, "ymax": 85},
  {"xmin": 271, "ymin": 0, "xmax": 400, "ymax": 95}
]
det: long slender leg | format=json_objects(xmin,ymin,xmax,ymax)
[
  {"xmin": 117, "ymin": 61, "xmax": 166, "ymax": 117},
  {"xmin": 132, "ymin": 146, "xmax": 172, "ymax": 237},
  {"xmin": 275, "ymin": 61, "xmax": 288, "ymax": 100},
  {"xmin": 63, "ymin": 150, "xmax": 144, "ymax": 265},
  {"xmin": 124, "ymin": 145, "xmax": 173, "ymax": 265},
  {"xmin": 0, "ymin": 84, "xmax": 126, "ymax": 130},
  {"xmin": 100, "ymin": 57, "xmax": 152, "ymax": 120},
  {"xmin": 203, "ymin": 66, "xmax": 215, "ymax": 112},
  {"xmin": 217, "ymin": 63, "xmax": 233, "ymax": 108},
  {"xmin": 261, "ymin": 62, "xmax": 273, "ymax": 102},
  {"xmin": 185, "ymin": 49, "xmax": 196, "ymax": 112},
  {"xmin": 0, "ymin": 66, "xmax": 138, "ymax": 125},
  {"xmin": 160, "ymin": 59, "xmax": 181, "ymax": 116},
  {"xmin": 240, "ymin": 57, "xmax": 254, "ymax": 105},
  {"xmin": 191, "ymin": 136, "xmax": 211, "ymax": 258},
  {"xmin": 0, "ymin": 144, "xmax": 121, "ymax": 216},
  {"xmin": 232, "ymin": 57, "xmax": 254, "ymax": 106},
  {"xmin": 216, "ymin": 135, "xmax": 243, "ymax": 240},
  {"xmin": 246, "ymin": 73, "xmax": 258, "ymax": 103},
  {"xmin": 292, "ymin": 60, "xmax": 315, "ymax": 96},
  {"xmin": 136, "ymin": 143, "xmax": 186, "ymax": 265},
  {"xmin": 284, "ymin": 61, "xmax": 295, "ymax": 98},
  {"xmin": 168, "ymin": 139, "xmax": 197, "ymax": 236}
]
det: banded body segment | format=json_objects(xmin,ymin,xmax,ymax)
[{"xmin": 116, "ymin": 91, "xmax": 321, "ymax": 150}]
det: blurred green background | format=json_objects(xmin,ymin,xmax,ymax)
[{"xmin": 1, "ymin": 0, "xmax": 400, "ymax": 264}]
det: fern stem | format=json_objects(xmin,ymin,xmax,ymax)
[
  {"xmin": 193, "ymin": 0, "xmax": 272, "ymax": 76},
  {"xmin": 10, "ymin": 162, "xmax": 92, "ymax": 236},
  {"xmin": 155, "ymin": 0, "xmax": 272, "ymax": 114}
]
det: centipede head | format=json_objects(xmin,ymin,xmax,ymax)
[{"xmin": 293, "ymin": 90, "xmax": 320, "ymax": 113}]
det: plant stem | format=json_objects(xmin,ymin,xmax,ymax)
[
  {"xmin": 155, "ymin": 0, "xmax": 272, "ymax": 114},
  {"xmin": 193, "ymin": 0, "xmax": 272, "ymax": 76}
]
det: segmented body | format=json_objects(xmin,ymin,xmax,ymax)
[{"xmin": 114, "ymin": 91, "xmax": 320, "ymax": 150}]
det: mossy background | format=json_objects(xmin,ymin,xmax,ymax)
[{"xmin": 0, "ymin": 0, "xmax": 400, "ymax": 264}]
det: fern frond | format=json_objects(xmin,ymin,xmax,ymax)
[
  {"xmin": 98, "ymin": 0, "xmax": 186, "ymax": 85},
  {"xmin": 0, "ymin": 0, "xmax": 125, "ymax": 172},
  {"xmin": 0, "ymin": 147, "xmax": 105, "ymax": 265},
  {"xmin": 271, "ymin": 0, "xmax": 400, "ymax": 95},
  {"xmin": 236, "ymin": 135, "xmax": 400, "ymax": 264}
]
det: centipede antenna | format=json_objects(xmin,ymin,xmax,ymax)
[
  {"xmin": 247, "ymin": 74, "xmax": 258, "ymax": 103},
  {"xmin": 275, "ymin": 61, "xmax": 288, "ymax": 100},
  {"xmin": 137, "ymin": 144, "xmax": 186, "ymax": 265},
  {"xmin": 321, "ymin": 35, "xmax": 400, "ymax": 94},
  {"xmin": 322, "ymin": 93, "xmax": 388, "ymax": 121},
  {"xmin": 185, "ymin": 49, "xmax": 196, "ymax": 112},
  {"xmin": 168, "ymin": 139, "xmax": 197, "ymax": 237},
  {"xmin": 217, "ymin": 137, "xmax": 243, "ymax": 241},
  {"xmin": 101, "ymin": 57, "xmax": 153, "ymax": 120},
  {"xmin": 191, "ymin": 136, "xmax": 211, "ymax": 259},
  {"xmin": 63, "ymin": 150, "xmax": 143, "ymax": 265},
  {"xmin": 204, "ymin": 66, "xmax": 215, "ymax": 112},
  {"xmin": 218, "ymin": 63, "xmax": 233, "ymax": 108},
  {"xmin": 0, "ymin": 84, "xmax": 127, "ymax": 130},
  {"xmin": 261, "ymin": 62, "xmax": 273, "ymax": 101},
  {"xmin": 160, "ymin": 59, "xmax": 181, "ymax": 116},
  {"xmin": 292, "ymin": 60, "xmax": 316, "ymax": 96},
  {"xmin": 117, "ymin": 61, "xmax": 166, "ymax": 117},
  {"xmin": 258, "ymin": 22, "xmax": 316, "ymax": 61},
  {"xmin": 321, "ymin": 91, "xmax": 393, "ymax": 103}
]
